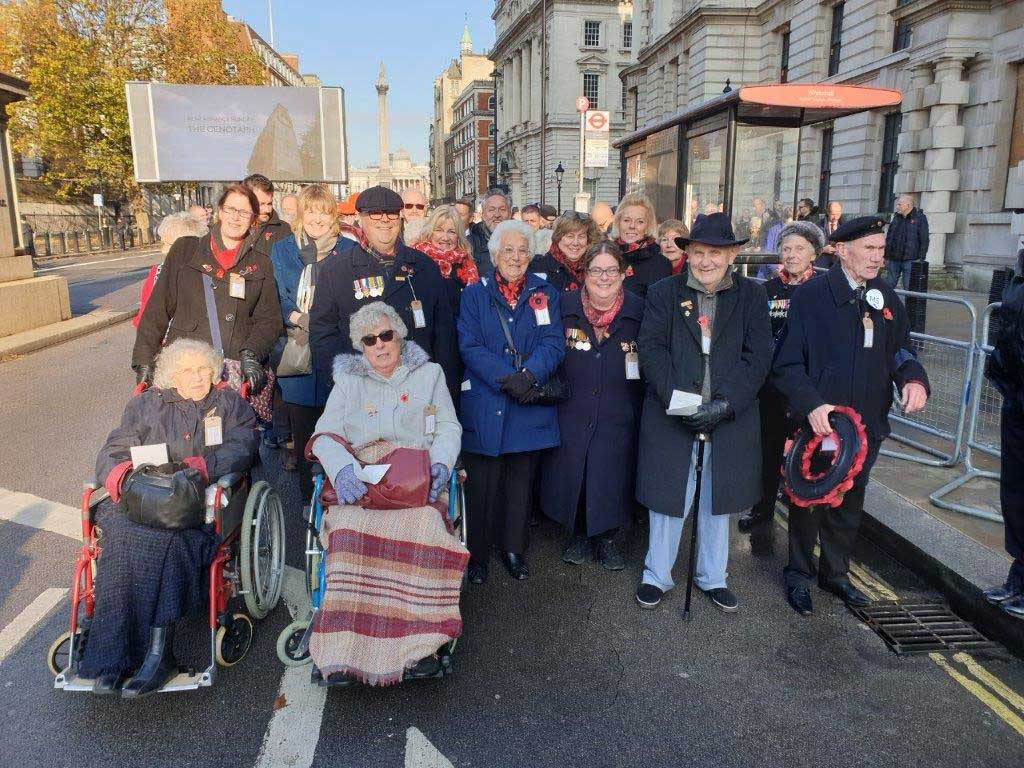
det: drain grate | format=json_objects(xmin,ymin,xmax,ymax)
[{"xmin": 851, "ymin": 601, "xmax": 998, "ymax": 655}]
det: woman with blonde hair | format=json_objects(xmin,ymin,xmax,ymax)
[
  {"xmin": 657, "ymin": 219, "xmax": 688, "ymax": 276},
  {"xmin": 411, "ymin": 204, "xmax": 479, "ymax": 313},
  {"xmin": 529, "ymin": 211, "xmax": 601, "ymax": 292},
  {"xmin": 612, "ymin": 192, "xmax": 671, "ymax": 298},
  {"xmin": 270, "ymin": 183, "xmax": 340, "ymax": 498}
]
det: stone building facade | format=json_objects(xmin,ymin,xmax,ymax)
[
  {"xmin": 448, "ymin": 82, "xmax": 497, "ymax": 201},
  {"xmin": 491, "ymin": 0, "xmax": 635, "ymax": 209},
  {"xmin": 623, "ymin": 0, "xmax": 1024, "ymax": 288},
  {"xmin": 348, "ymin": 149, "xmax": 431, "ymax": 196}
]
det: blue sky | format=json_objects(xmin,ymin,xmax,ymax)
[{"xmin": 222, "ymin": 1, "xmax": 496, "ymax": 168}]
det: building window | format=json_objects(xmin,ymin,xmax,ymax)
[
  {"xmin": 828, "ymin": 3, "xmax": 844, "ymax": 77},
  {"xmin": 878, "ymin": 112, "xmax": 902, "ymax": 213},
  {"xmin": 893, "ymin": 21, "xmax": 911, "ymax": 52},
  {"xmin": 488, "ymin": 95, "xmax": 496, "ymax": 110},
  {"xmin": 488, "ymin": 123, "xmax": 496, "ymax": 136},
  {"xmin": 622, "ymin": 81, "xmax": 628, "ymax": 112},
  {"xmin": 489, "ymin": 148, "xmax": 496, "ymax": 165},
  {"xmin": 818, "ymin": 127, "xmax": 834, "ymax": 208},
  {"xmin": 780, "ymin": 29, "xmax": 790, "ymax": 83},
  {"xmin": 622, "ymin": 21, "xmax": 633, "ymax": 49},
  {"xmin": 583, "ymin": 72, "xmax": 600, "ymax": 108},
  {"xmin": 584, "ymin": 20, "xmax": 601, "ymax": 47}
]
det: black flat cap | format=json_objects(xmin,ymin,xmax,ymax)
[
  {"xmin": 676, "ymin": 212, "xmax": 748, "ymax": 248},
  {"xmin": 828, "ymin": 215, "xmax": 887, "ymax": 243},
  {"xmin": 355, "ymin": 185, "xmax": 403, "ymax": 213}
]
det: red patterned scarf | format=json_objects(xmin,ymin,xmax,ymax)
[
  {"xmin": 415, "ymin": 241, "xmax": 479, "ymax": 286},
  {"xmin": 616, "ymin": 236, "xmax": 656, "ymax": 254},
  {"xmin": 209, "ymin": 229, "xmax": 241, "ymax": 271},
  {"xmin": 494, "ymin": 269, "xmax": 526, "ymax": 308},
  {"xmin": 779, "ymin": 265, "xmax": 815, "ymax": 285},
  {"xmin": 548, "ymin": 242, "xmax": 586, "ymax": 287},
  {"xmin": 582, "ymin": 286, "xmax": 625, "ymax": 341}
]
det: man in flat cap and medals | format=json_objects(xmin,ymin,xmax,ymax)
[{"xmin": 772, "ymin": 215, "xmax": 930, "ymax": 616}]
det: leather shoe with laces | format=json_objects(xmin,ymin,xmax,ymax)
[
  {"xmin": 92, "ymin": 672, "xmax": 126, "ymax": 694},
  {"xmin": 984, "ymin": 584, "xmax": 1021, "ymax": 604},
  {"xmin": 501, "ymin": 551, "xmax": 529, "ymax": 580},
  {"xmin": 786, "ymin": 586, "xmax": 813, "ymax": 616},
  {"xmin": 819, "ymin": 578, "xmax": 871, "ymax": 608},
  {"xmin": 596, "ymin": 538, "xmax": 625, "ymax": 571},
  {"xmin": 1002, "ymin": 595, "xmax": 1024, "ymax": 620},
  {"xmin": 561, "ymin": 535, "xmax": 591, "ymax": 565}
]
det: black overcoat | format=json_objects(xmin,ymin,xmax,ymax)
[
  {"xmin": 529, "ymin": 252, "xmax": 583, "ymax": 293},
  {"xmin": 308, "ymin": 240, "xmax": 459, "ymax": 406},
  {"xmin": 132, "ymin": 232, "xmax": 283, "ymax": 369},
  {"xmin": 621, "ymin": 241, "xmax": 672, "ymax": 299},
  {"xmin": 635, "ymin": 272, "xmax": 773, "ymax": 517},
  {"xmin": 540, "ymin": 290, "xmax": 645, "ymax": 535},
  {"xmin": 771, "ymin": 264, "xmax": 930, "ymax": 440}
]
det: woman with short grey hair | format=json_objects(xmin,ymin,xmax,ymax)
[
  {"xmin": 152, "ymin": 338, "xmax": 224, "ymax": 390},
  {"xmin": 158, "ymin": 212, "xmax": 209, "ymax": 256},
  {"xmin": 487, "ymin": 219, "xmax": 537, "ymax": 262},
  {"xmin": 348, "ymin": 299, "xmax": 409, "ymax": 350}
]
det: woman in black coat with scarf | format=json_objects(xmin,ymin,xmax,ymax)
[
  {"xmin": 529, "ymin": 212, "xmax": 601, "ymax": 292},
  {"xmin": 540, "ymin": 242, "xmax": 644, "ymax": 570},
  {"xmin": 612, "ymin": 193, "xmax": 673, "ymax": 299}
]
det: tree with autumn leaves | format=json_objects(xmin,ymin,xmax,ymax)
[{"xmin": 0, "ymin": 0, "xmax": 265, "ymax": 209}]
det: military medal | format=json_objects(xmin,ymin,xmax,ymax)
[
  {"xmin": 368, "ymin": 275, "xmax": 384, "ymax": 297},
  {"xmin": 353, "ymin": 278, "xmax": 366, "ymax": 300},
  {"xmin": 865, "ymin": 288, "xmax": 884, "ymax": 311}
]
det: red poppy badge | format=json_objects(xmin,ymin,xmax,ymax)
[
  {"xmin": 625, "ymin": 265, "xmax": 635, "ymax": 277},
  {"xmin": 529, "ymin": 291, "xmax": 548, "ymax": 311},
  {"xmin": 882, "ymin": 307, "xmax": 893, "ymax": 321}
]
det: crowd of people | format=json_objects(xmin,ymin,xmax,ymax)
[{"xmin": 87, "ymin": 172, "xmax": 945, "ymax": 692}]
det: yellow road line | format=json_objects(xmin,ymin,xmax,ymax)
[
  {"xmin": 929, "ymin": 653, "xmax": 1024, "ymax": 738},
  {"xmin": 954, "ymin": 653, "xmax": 1024, "ymax": 714}
]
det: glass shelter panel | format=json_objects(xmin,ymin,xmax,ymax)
[
  {"xmin": 683, "ymin": 128, "xmax": 727, "ymax": 230},
  {"xmin": 643, "ymin": 127, "xmax": 679, "ymax": 223},
  {"xmin": 731, "ymin": 124, "xmax": 799, "ymax": 252}
]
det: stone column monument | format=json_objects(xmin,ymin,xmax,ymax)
[
  {"xmin": 0, "ymin": 72, "xmax": 70, "ymax": 339},
  {"xmin": 375, "ymin": 63, "xmax": 393, "ymax": 189}
]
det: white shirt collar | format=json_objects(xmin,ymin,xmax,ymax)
[{"xmin": 841, "ymin": 265, "xmax": 864, "ymax": 290}]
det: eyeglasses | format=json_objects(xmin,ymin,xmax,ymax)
[
  {"xmin": 177, "ymin": 365, "xmax": 215, "ymax": 379},
  {"xmin": 404, "ymin": 203, "xmax": 426, "ymax": 211},
  {"xmin": 361, "ymin": 329, "xmax": 396, "ymax": 347},
  {"xmin": 586, "ymin": 266, "xmax": 622, "ymax": 277},
  {"xmin": 366, "ymin": 211, "xmax": 401, "ymax": 221},
  {"xmin": 221, "ymin": 206, "xmax": 253, "ymax": 219}
]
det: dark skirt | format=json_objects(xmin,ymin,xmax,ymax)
[{"xmin": 78, "ymin": 500, "xmax": 218, "ymax": 677}]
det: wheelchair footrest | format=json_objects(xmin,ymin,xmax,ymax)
[{"xmin": 55, "ymin": 667, "xmax": 214, "ymax": 693}]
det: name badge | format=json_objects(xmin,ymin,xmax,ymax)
[
  {"xmin": 625, "ymin": 352, "xmax": 640, "ymax": 380},
  {"xmin": 204, "ymin": 415, "xmax": 223, "ymax": 446},
  {"xmin": 410, "ymin": 299, "xmax": 426, "ymax": 328},
  {"xmin": 424, "ymin": 404, "xmax": 437, "ymax": 436},
  {"xmin": 863, "ymin": 314, "xmax": 874, "ymax": 349},
  {"xmin": 529, "ymin": 291, "xmax": 551, "ymax": 326},
  {"xmin": 229, "ymin": 273, "xmax": 245, "ymax": 299},
  {"xmin": 461, "ymin": 379, "xmax": 472, "ymax": 392}
]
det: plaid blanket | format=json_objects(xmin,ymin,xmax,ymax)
[{"xmin": 310, "ymin": 443, "xmax": 469, "ymax": 686}]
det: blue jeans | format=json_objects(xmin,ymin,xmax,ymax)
[{"xmin": 885, "ymin": 259, "xmax": 913, "ymax": 290}]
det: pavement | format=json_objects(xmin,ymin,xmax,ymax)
[{"xmin": 1, "ymin": 321, "xmax": 1024, "ymax": 767}]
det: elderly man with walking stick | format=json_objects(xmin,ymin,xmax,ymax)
[{"xmin": 634, "ymin": 213, "xmax": 773, "ymax": 613}]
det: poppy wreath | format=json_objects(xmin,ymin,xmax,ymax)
[{"xmin": 781, "ymin": 405, "xmax": 869, "ymax": 509}]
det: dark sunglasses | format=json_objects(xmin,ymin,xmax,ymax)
[
  {"xmin": 561, "ymin": 210, "xmax": 592, "ymax": 221},
  {"xmin": 361, "ymin": 329, "xmax": 396, "ymax": 347},
  {"xmin": 404, "ymin": 203, "xmax": 426, "ymax": 210}
]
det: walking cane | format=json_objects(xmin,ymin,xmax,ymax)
[{"xmin": 682, "ymin": 432, "xmax": 709, "ymax": 621}]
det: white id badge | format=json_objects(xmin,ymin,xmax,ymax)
[
  {"xmin": 411, "ymin": 299, "xmax": 426, "ymax": 328},
  {"xmin": 204, "ymin": 415, "xmax": 223, "ymax": 446},
  {"xmin": 229, "ymin": 273, "xmax": 245, "ymax": 299},
  {"xmin": 701, "ymin": 335, "xmax": 711, "ymax": 355},
  {"xmin": 863, "ymin": 316, "xmax": 874, "ymax": 349},
  {"xmin": 424, "ymin": 404, "xmax": 437, "ymax": 436},
  {"xmin": 534, "ymin": 306, "xmax": 551, "ymax": 326},
  {"xmin": 625, "ymin": 352, "xmax": 640, "ymax": 380}
]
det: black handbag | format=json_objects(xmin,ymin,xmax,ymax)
[
  {"xmin": 122, "ymin": 463, "xmax": 206, "ymax": 531},
  {"xmin": 490, "ymin": 298, "xmax": 571, "ymax": 406}
]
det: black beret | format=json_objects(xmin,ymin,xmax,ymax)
[
  {"xmin": 355, "ymin": 185, "xmax": 403, "ymax": 213},
  {"xmin": 828, "ymin": 215, "xmax": 887, "ymax": 243}
]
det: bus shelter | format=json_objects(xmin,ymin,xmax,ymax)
[{"xmin": 613, "ymin": 83, "xmax": 902, "ymax": 247}]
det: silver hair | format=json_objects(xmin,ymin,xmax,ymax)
[
  {"xmin": 349, "ymin": 301, "xmax": 409, "ymax": 350},
  {"xmin": 488, "ymin": 219, "xmax": 536, "ymax": 260},
  {"xmin": 153, "ymin": 339, "xmax": 223, "ymax": 390},
  {"xmin": 157, "ymin": 212, "xmax": 209, "ymax": 255},
  {"xmin": 777, "ymin": 221, "xmax": 826, "ymax": 255},
  {"xmin": 479, "ymin": 188, "xmax": 511, "ymax": 210}
]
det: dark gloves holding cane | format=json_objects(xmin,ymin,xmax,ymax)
[
  {"xmin": 680, "ymin": 397, "xmax": 733, "ymax": 434},
  {"xmin": 428, "ymin": 463, "xmax": 450, "ymax": 503},
  {"xmin": 134, "ymin": 363, "xmax": 154, "ymax": 387},
  {"xmin": 239, "ymin": 349, "xmax": 266, "ymax": 392},
  {"xmin": 498, "ymin": 368, "xmax": 536, "ymax": 403}
]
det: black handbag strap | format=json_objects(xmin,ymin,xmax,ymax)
[
  {"xmin": 490, "ymin": 297, "xmax": 523, "ymax": 369},
  {"xmin": 201, "ymin": 273, "xmax": 224, "ymax": 354}
]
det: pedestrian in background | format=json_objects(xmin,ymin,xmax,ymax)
[
  {"xmin": 590, "ymin": 201, "xmax": 615, "ymax": 236},
  {"xmin": 613, "ymin": 193, "xmax": 672, "ymax": 299},
  {"xmin": 816, "ymin": 201, "xmax": 846, "ymax": 268},
  {"xmin": 454, "ymin": 196, "xmax": 475, "ymax": 236},
  {"xmin": 467, "ymin": 189, "xmax": 512, "ymax": 274},
  {"xmin": 884, "ymin": 194, "xmax": 929, "ymax": 290},
  {"xmin": 401, "ymin": 187, "xmax": 429, "ymax": 242},
  {"xmin": 457, "ymin": 220, "xmax": 565, "ymax": 584},
  {"xmin": 530, "ymin": 211, "xmax": 601, "ymax": 292},
  {"xmin": 541, "ymin": 241, "xmax": 644, "ymax": 571},
  {"xmin": 243, "ymin": 173, "xmax": 291, "ymax": 260},
  {"xmin": 657, "ymin": 219, "xmax": 688, "ymax": 275},
  {"xmin": 280, "ymin": 194, "xmax": 299, "ymax": 225},
  {"xmin": 133, "ymin": 211, "xmax": 210, "ymax": 329}
]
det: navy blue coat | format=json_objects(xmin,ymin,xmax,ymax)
[
  {"xmin": 885, "ymin": 208, "xmax": 930, "ymax": 262},
  {"xmin": 540, "ymin": 290, "xmax": 644, "ymax": 536},
  {"xmin": 457, "ymin": 273, "xmax": 565, "ymax": 456},
  {"xmin": 269, "ymin": 235, "xmax": 340, "ymax": 407},
  {"xmin": 309, "ymin": 240, "xmax": 459, "ymax": 406},
  {"xmin": 772, "ymin": 264, "xmax": 930, "ymax": 441}
]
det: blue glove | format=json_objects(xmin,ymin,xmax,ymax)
[
  {"xmin": 428, "ymin": 463, "xmax": 450, "ymax": 503},
  {"xmin": 334, "ymin": 464, "xmax": 368, "ymax": 505}
]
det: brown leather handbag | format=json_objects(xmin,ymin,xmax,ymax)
[{"xmin": 305, "ymin": 432, "xmax": 431, "ymax": 510}]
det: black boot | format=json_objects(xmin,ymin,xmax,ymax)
[
  {"xmin": 93, "ymin": 672, "xmax": 126, "ymax": 694},
  {"xmin": 121, "ymin": 626, "xmax": 177, "ymax": 698}
]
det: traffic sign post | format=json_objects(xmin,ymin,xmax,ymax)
[
  {"xmin": 583, "ymin": 110, "xmax": 610, "ymax": 168},
  {"xmin": 576, "ymin": 96, "xmax": 589, "ymax": 195}
]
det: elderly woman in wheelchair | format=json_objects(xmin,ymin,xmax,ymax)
[
  {"xmin": 282, "ymin": 301, "xmax": 466, "ymax": 686},
  {"xmin": 61, "ymin": 339, "xmax": 282, "ymax": 697}
]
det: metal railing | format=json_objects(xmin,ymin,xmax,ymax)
[{"xmin": 31, "ymin": 225, "xmax": 155, "ymax": 257}]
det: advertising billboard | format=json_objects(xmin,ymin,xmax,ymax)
[{"xmin": 125, "ymin": 82, "xmax": 348, "ymax": 183}]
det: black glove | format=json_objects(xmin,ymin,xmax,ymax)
[
  {"xmin": 679, "ymin": 397, "xmax": 733, "ymax": 434},
  {"xmin": 498, "ymin": 369, "xmax": 536, "ymax": 401},
  {"xmin": 134, "ymin": 363, "xmax": 154, "ymax": 386},
  {"xmin": 239, "ymin": 349, "xmax": 266, "ymax": 392}
]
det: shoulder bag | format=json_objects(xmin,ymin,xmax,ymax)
[{"xmin": 490, "ymin": 297, "xmax": 570, "ymax": 407}]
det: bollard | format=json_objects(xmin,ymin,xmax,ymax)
[
  {"xmin": 59, "ymin": 231, "xmax": 67, "ymax": 255},
  {"xmin": 73, "ymin": 231, "xmax": 81, "ymax": 253},
  {"xmin": 906, "ymin": 260, "xmax": 929, "ymax": 333},
  {"xmin": 42, "ymin": 232, "xmax": 52, "ymax": 257},
  {"xmin": 118, "ymin": 228, "xmax": 126, "ymax": 250}
]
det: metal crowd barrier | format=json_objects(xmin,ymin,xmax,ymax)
[{"xmin": 929, "ymin": 302, "xmax": 1003, "ymax": 523}]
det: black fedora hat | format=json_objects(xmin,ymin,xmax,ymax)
[{"xmin": 675, "ymin": 212, "xmax": 748, "ymax": 248}]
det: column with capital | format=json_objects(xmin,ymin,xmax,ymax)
[{"xmin": 375, "ymin": 62, "xmax": 392, "ymax": 189}]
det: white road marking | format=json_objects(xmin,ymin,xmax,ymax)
[
  {"xmin": 35, "ymin": 251, "xmax": 159, "ymax": 273},
  {"xmin": 254, "ymin": 565, "xmax": 327, "ymax": 768},
  {"xmin": 405, "ymin": 727, "xmax": 455, "ymax": 768},
  {"xmin": 0, "ymin": 488, "xmax": 81, "ymax": 540},
  {"xmin": 0, "ymin": 588, "xmax": 68, "ymax": 664}
]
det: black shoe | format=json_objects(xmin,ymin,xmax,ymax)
[
  {"xmin": 407, "ymin": 655, "xmax": 441, "ymax": 679},
  {"xmin": 562, "ymin": 535, "xmax": 591, "ymax": 565},
  {"xmin": 635, "ymin": 582, "xmax": 663, "ymax": 609},
  {"xmin": 596, "ymin": 538, "xmax": 625, "ymax": 571},
  {"xmin": 121, "ymin": 626, "xmax": 177, "ymax": 698},
  {"xmin": 738, "ymin": 510, "xmax": 772, "ymax": 533},
  {"xmin": 819, "ymin": 578, "xmax": 871, "ymax": 608},
  {"xmin": 501, "ymin": 551, "xmax": 529, "ymax": 580},
  {"xmin": 467, "ymin": 559, "xmax": 488, "ymax": 585},
  {"xmin": 786, "ymin": 586, "xmax": 813, "ymax": 616},
  {"xmin": 1003, "ymin": 595, "xmax": 1024, "ymax": 619},
  {"xmin": 700, "ymin": 586, "xmax": 739, "ymax": 613},
  {"xmin": 262, "ymin": 432, "xmax": 284, "ymax": 449},
  {"xmin": 92, "ymin": 672, "xmax": 125, "ymax": 694},
  {"xmin": 984, "ymin": 584, "xmax": 1021, "ymax": 605},
  {"xmin": 750, "ymin": 527, "xmax": 775, "ymax": 555}
]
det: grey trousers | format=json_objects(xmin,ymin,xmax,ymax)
[{"xmin": 642, "ymin": 441, "xmax": 730, "ymax": 592}]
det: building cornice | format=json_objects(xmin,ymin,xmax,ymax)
[
  {"xmin": 635, "ymin": 6, "xmax": 758, "ymax": 66},
  {"xmin": 892, "ymin": 0, "xmax": 992, "ymax": 24}
]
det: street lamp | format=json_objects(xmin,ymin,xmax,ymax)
[{"xmin": 555, "ymin": 162, "xmax": 565, "ymax": 213}]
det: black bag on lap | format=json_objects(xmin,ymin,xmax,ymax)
[{"xmin": 122, "ymin": 463, "xmax": 205, "ymax": 531}]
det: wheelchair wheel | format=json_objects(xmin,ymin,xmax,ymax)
[
  {"xmin": 215, "ymin": 613, "xmax": 254, "ymax": 667},
  {"xmin": 46, "ymin": 629, "xmax": 83, "ymax": 676},
  {"xmin": 276, "ymin": 620, "xmax": 312, "ymax": 667},
  {"xmin": 241, "ymin": 481, "xmax": 285, "ymax": 619}
]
